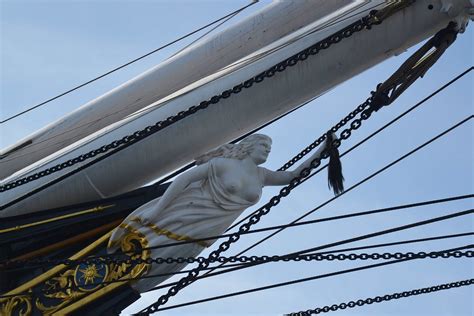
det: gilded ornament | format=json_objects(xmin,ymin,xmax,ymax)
[{"xmin": 0, "ymin": 295, "xmax": 32, "ymax": 316}]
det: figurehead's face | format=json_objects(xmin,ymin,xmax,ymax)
[{"xmin": 249, "ymin": 139, "xmax": 272, "ymax": 165}]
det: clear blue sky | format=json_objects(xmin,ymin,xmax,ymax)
[{"xmin": 1, "ymin": 1, "xmax": 473, "ymax": 315}]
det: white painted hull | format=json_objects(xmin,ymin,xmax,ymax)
[{"xmin": 1, "ymin": 0, "xmax": 471, "ymax": 216}]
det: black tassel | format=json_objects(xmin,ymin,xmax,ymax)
[{"xmin": 326, "ymin": 132, "xmax": 344, "ymax": 195}]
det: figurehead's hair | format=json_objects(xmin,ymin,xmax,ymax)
[{"xmin": 195, "ymin": 134, "xmax": 272, "ymax": 165}]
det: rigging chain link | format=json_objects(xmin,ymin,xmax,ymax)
[
  {"xmin": 137, "ymin": 3, "xmax": 422, "ymax": 313},
  {"xmin": 2, "ymin": 250, "xmax": 471, "ymax": 298},
  {"xmin": 1, "ymin": 1, "xmax": 419, "ymax": 312},
  {"xmin": 142, "ymin": 72, "xmax": 378, "ymax": 313},
  {"xmin": 0, "ymin": 1, "xmax": 409, "ymax": 193},
  {"xmin": 5, "ymin": 249, "xmax": 471, "ymax": 268},
  {"xmin": 287, "ymin": 279, "xmax": 474, "ymax": 315},
  {"xmin": 280, "ymin": 20, "xmax": 459, "ymax": 171}
]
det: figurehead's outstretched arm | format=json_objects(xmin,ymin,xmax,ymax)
[{"xmin": 262, "ymin": 136, "xmax": 330, "ymax": 186}]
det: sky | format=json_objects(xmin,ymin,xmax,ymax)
[{"xmin": 1, "ymin": 0, "xmax": 473, "ymax": 315}]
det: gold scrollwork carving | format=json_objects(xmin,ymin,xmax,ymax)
[
  {"xmin": 5, "ymin": 226, "xmax": 150, "ymax": 315},
  {"xmin": 36, "ymin": 268, "xmax": 85, "ymax": 314},
  {"xmin": 115, "ymin": 224, "xmax": 150, "ymax": 279},
  {"xmin": 34, "ymin": 225, "xmax": 150, "ymax": 314},
  {"xmin": 0, "ymin": 294, "xmax": 32, "ymax": 316},
  {"xmin": 54, "ymin": 225, "xmax": 151, "ymax": 314}
]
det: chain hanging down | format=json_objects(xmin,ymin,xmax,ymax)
[
  {"xmin": 137, "ymin": 21, "xmax": 460, "ymax": 315},
  {"xmin": 0, "ymin": 1, "xmax": 410, "ymax": 195},
  {"xmin": 278, "ymin": 21, "xmax": 459, "ymax": 170}
]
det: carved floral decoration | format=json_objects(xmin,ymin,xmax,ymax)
[{"xmin": 1, "ymin": 226, "xmax": 149, "ymax": 315}]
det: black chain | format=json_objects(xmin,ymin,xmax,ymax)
[
  {"xmin": 137, "ymin": 7, "xmax": 409, "ymax": 314},
  {"xmin": 0, "ymin": 6, "xmax": 382, "ymax": 193},
  {"xmin": 136, "ymin": 249, "xmax": 474, "ymax": 265},
  {"xmin": 141, "ymin": 100, "xmax": 372, "ymax": 312},
  {"xmin": 8, "ymin": 250, "xmax": 472, "ymax": 268},
  {"xmin": 288, "ymin": 279, "xmax": 474, "ymax": 315},
  {"xmin": 2, "ymin": 250, "xmax": 471, "ymax": 299},
  {"xmin": 1, "ymin": 2, "xmax": 413, "ymax": 312},
  {"xmin": 278, "ymin": 98, "xmax": 371, "ymax": 171}
]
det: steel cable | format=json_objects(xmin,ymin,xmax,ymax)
[
  {"xmin": 3, "ymin": 66, "xmax": 471, "ymax": 268},
  {"xmin": 0, "ymin": 1, "xmax": 258, "ymax": 124},
  {"xmin": 2, "ymin": 247, "xmax": 472, "ymax": 299},
  {"xmin": 148, "ymin": 245, "xmax": 472, "ymax": 312},
  {"xmin": 141, "ymin": 116, "xmax": 473, "ymax": 295},
  {"xmin": 227, "ymin": 67, "xmax": 473, "ymax": 231},
  {"xmin": 287, "ymin": 278, "xmax": 474, "ymax": 315},
  {"xmin": 223, "ymin": 116, "xmax": 473, "ymax": 263},
  {"xmin": 2, "ymin": 194, "xmax": 471, "ymax": 270},
  {"xmin": 0, "ymin": 2, "xmax": 378, "ymax": 162},
  {"xmin": 145, "ymin": 209, "xmax": 473, "ymax": 295}
]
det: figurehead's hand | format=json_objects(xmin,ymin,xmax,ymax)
[{"xmin": 324, "ymin": 132, "xmax": 338, "ymax": 149}]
